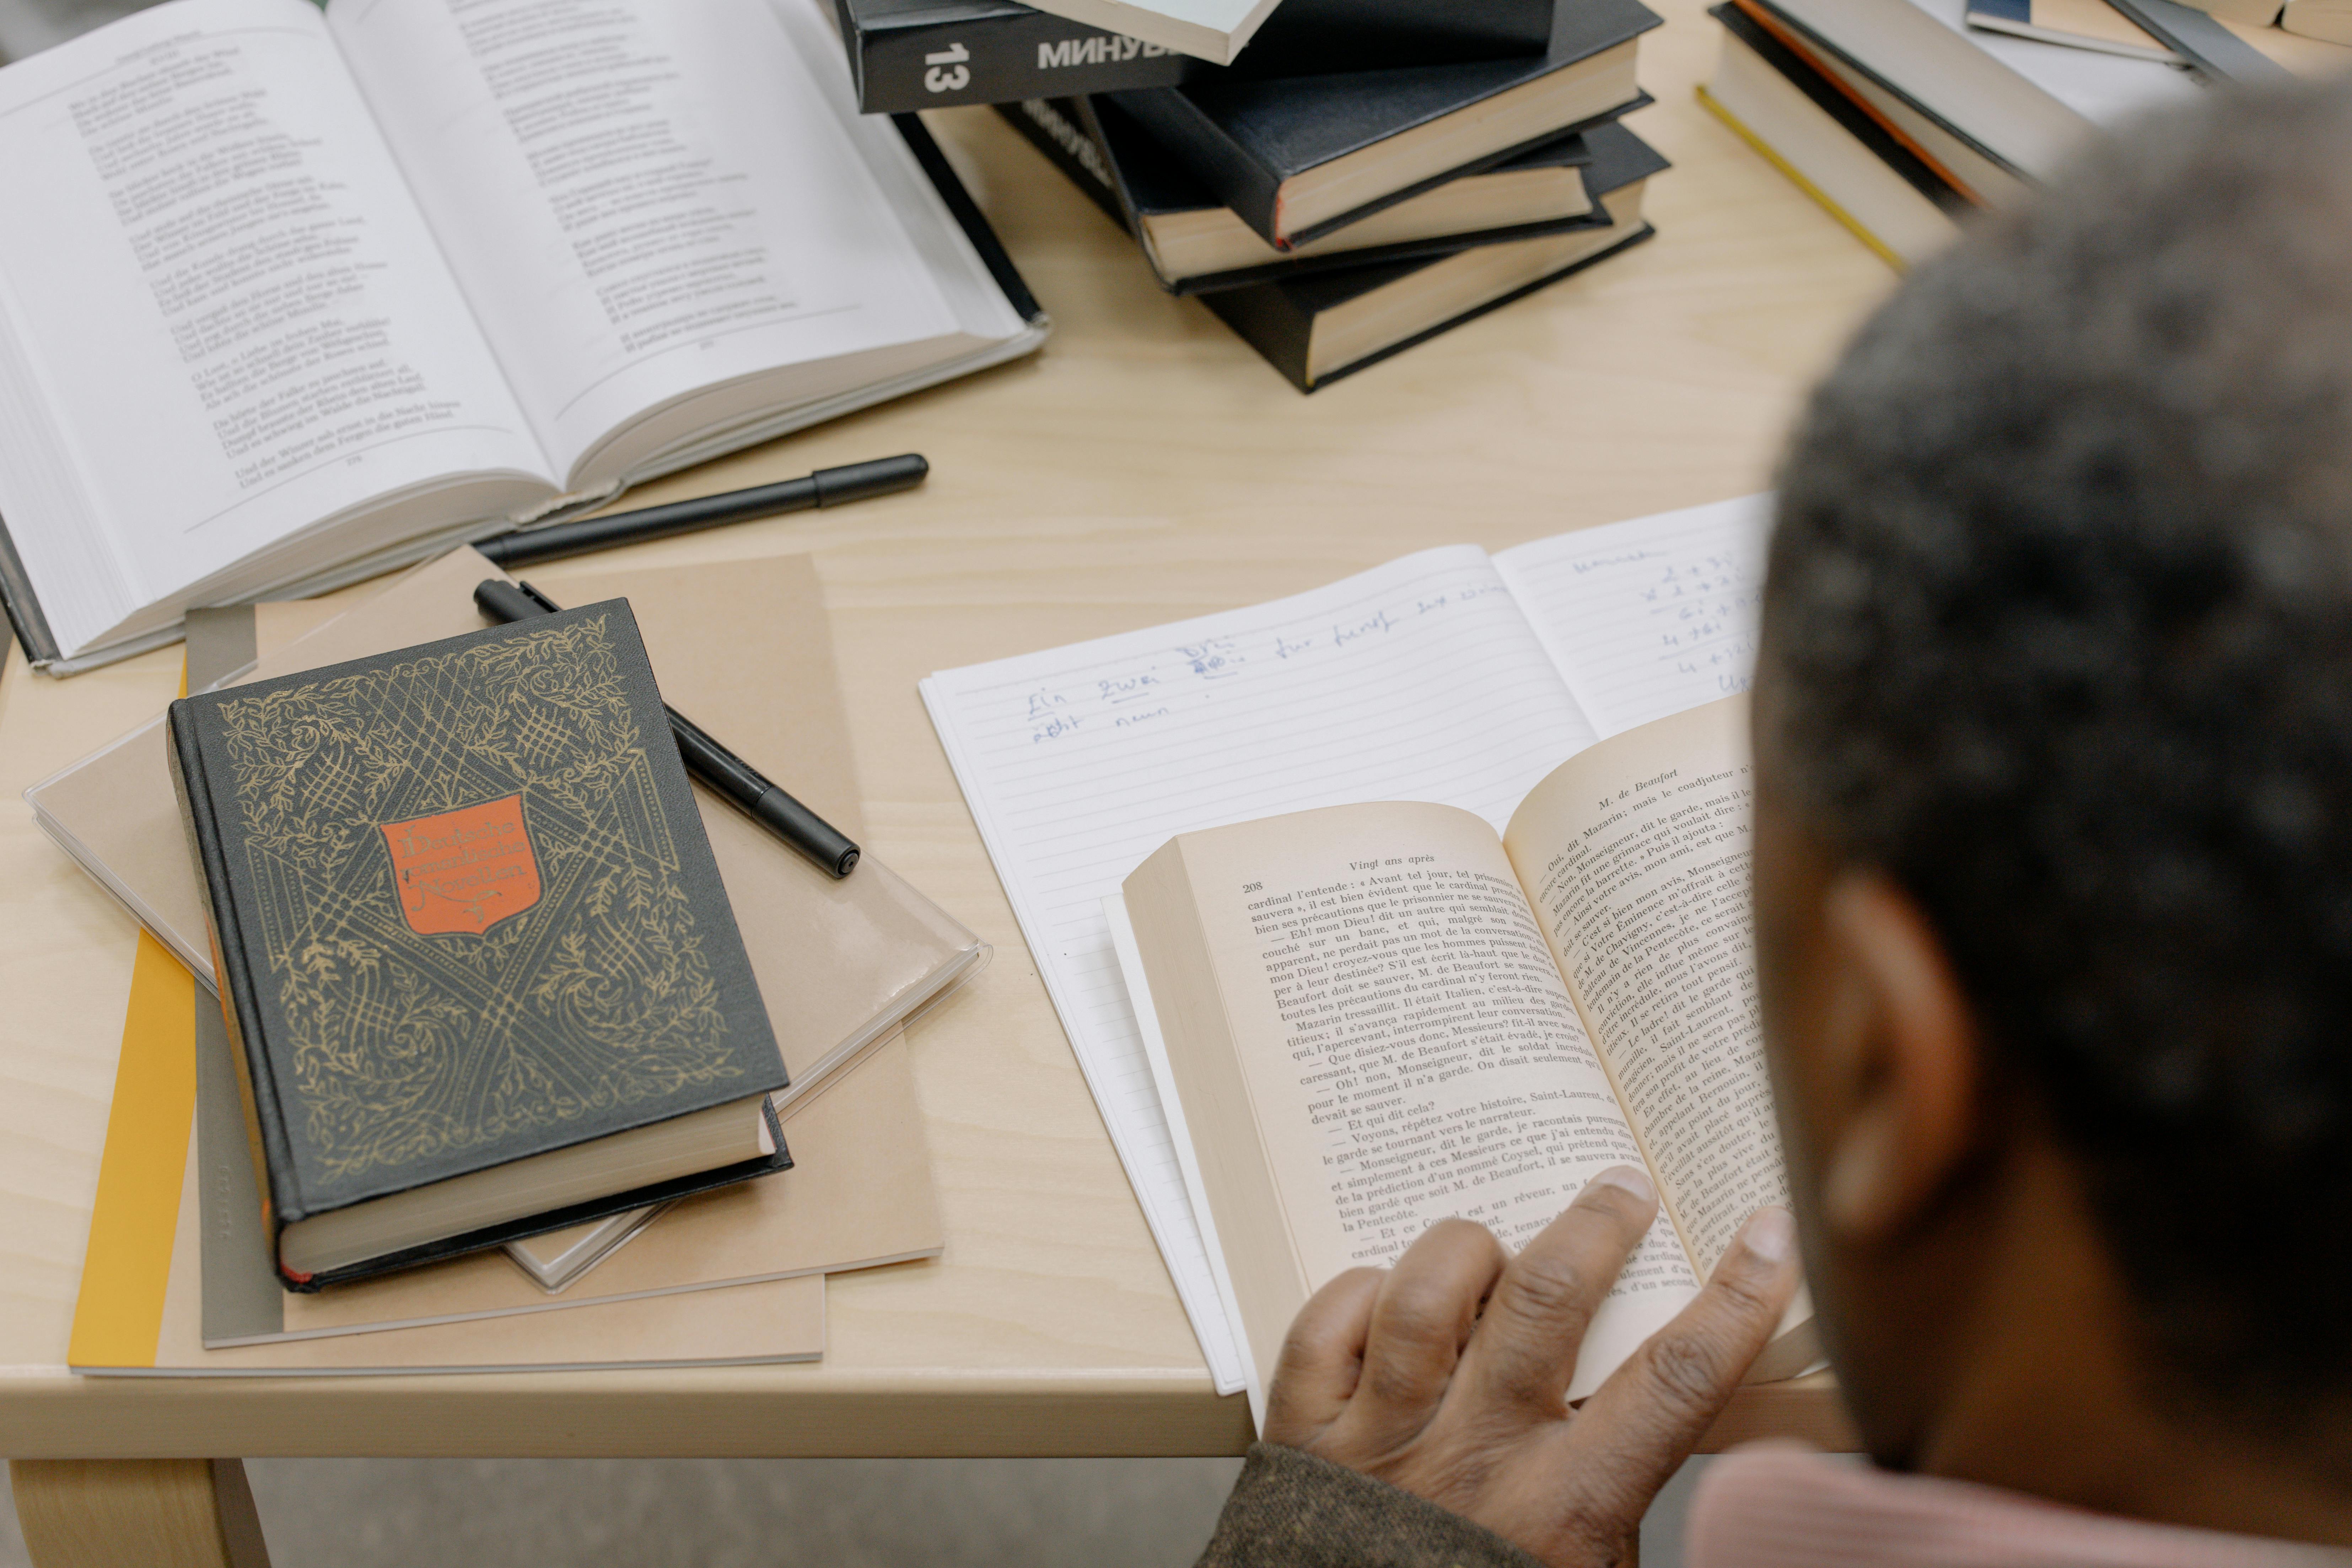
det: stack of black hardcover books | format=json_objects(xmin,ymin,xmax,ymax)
[{"xmin": 834, "ymin": 0, "xmax": 1669, "ymax": 390}]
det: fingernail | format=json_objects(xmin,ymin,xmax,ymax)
[
  {"xmin": 1741, "ymin": 1206, "xmax": 1797, "ymax": 1264},
  {"xmin": 1590, "ymin": 1165, "xmax": 1656, "ymax": 1205}
]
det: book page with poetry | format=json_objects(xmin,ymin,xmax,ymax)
[
  {"xmin": 329, "ymin": 0, "xmax": 969, "ymax": 485},
  {"xmin": 0, "ymin": 0, "xmax": 549, "ymax": 658},
  {"xmin": 1503, "ymin": 698, "xmax": 1790, "ymax": 1279},
  {"xmin": 1155, "ymin": 803, "xmax": 1700, "ymax": 1402}
]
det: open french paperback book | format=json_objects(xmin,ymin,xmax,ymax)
[
  {"xmin": 1111, "ymin": 694, "xmax": 1815, "ymax": 1424},
  {"xmin": 923, "ymin": 495, "xmax": 1813, "ymax": 1412},
  {"xmin": 0, "ymin": 0, "xmax": 1045, "ymax": 674}
]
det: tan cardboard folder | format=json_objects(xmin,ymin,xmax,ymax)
[{"xmin": 242, "ymin": 1030, "xmax": 941, "ymax": 1342}]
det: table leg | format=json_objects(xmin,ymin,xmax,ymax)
[{"xmin": 11, "ymin": 1459, "xmax": 270, "ymax": 1568}]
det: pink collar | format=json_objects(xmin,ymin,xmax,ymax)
[{"xmin": 1687, "ymin": 1445, "xmax": 2352, "ymax": 1568}]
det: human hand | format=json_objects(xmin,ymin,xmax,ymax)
[{"xmin": 1262, "ymin": 1168, "xmax": 1800, "ymax": 1568}]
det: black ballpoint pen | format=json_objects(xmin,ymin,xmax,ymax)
[
  {"xmin": 474, "ymin": 579, "xmax": 861, "ymax": 879},
  {"xmin": 477, "ymin": 454, "xmax": 929, "ymax": 569}
]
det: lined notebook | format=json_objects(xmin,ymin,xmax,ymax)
[{"xmin": 922, "ymin": 496, "xmax": 1771, "ymax": 1390}]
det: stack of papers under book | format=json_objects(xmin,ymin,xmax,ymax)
[
  {"xmin": 979, "ymin": 0, "xmax": 1672, "ymax": 390},
  {"xmin": 46, "ymin": 548, "xmax": 976, "ymax": 1374}
]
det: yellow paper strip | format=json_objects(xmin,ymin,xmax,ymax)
[
  {"xmin": 65, "ymin": 928, "xmax": 199, "ymax": 1368},
  {"xmin": 69, "ymin": 658, "xmax": 201, "ymax": 1368},
  {"xmin": 1697, "ymin": 84, "xmax": 1908, "ymax": 272}
]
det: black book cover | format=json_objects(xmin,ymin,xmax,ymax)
[
  {"xmin": 0, "ymin": 510, "xmax": 55, "ymax": 668},
  {"xmin": 1543, "ymin": 116, "xmax": 1670, "ymax": 211},
  {"xmin": 1708, "ymin": 3, "xmax": 1971, "ymax": 219},
  {"xmin": 1109, "ymin": 0, "xmax": 1658, "ymax": 250},
  {"xmin": 834, "ymin": 0, "xmax": 1554, "ymax": 112},
  {"xmin": 1105, "ymin": 95, "xmax": 1613, "ymax": 295},
  {"xmin": 167, "ymin": 600, "xmax": 789, "ymax": 1289},
  {"xmin": 1204, "ymin": 119, "xmax": 1666, "ymax": 391},
  {"xmin": 995, "ymin": 97, "xmax": 1612, "ymax": 296},
  {"xmin": 837, "ymin": 0, "xmax": 1186, "ymax": 113},
  {"xmin": 893, "ymin": 112, "xmax": 1046, "ymax": 327},
  {"xmin": 1085, "ymin": 93, "xmax": 1583, "ymax": 225},
  {"xmin": 996, "ymin": 97, "xmax": 1134, "ymax": 230}
]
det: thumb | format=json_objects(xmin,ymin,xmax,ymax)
[{"xmin": 1557, "ymin": 1208, "xmax": 1801, "ymax": 1519}]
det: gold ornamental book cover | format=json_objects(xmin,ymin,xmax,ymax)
[{"xmin": 165, "ymin": 600, "xmax": 788, "ymax": 1288}]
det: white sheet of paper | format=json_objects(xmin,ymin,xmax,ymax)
[
  {"xmin": 1495, "ymin": 494, "xmax": 1774, "ymax": 737},
  {"xmin": 922, "ymin": 500, "xmax": 1773, "ymax": 1386},
  {"xmin": 1103, "ymin": 890, "xmax": 1253, "ymax": 1402}
]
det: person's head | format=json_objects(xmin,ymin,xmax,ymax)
[{"xmin": 1752, "ymin": 74, "xmax": 2352, "ymax": 1499}]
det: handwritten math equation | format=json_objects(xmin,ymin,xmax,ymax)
[{"xmin": 1638, "ymin": 550, "xmax": 1759, "ymax": 696}]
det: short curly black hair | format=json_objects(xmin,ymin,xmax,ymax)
[{"xmin": 1761, "ymin": 75, "xmax": 2352, "ymax": 1426}]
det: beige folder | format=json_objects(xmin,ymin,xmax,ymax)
[{"xmin": 150, "ymin": 1116, "xmax": 829, "ymax": 1375}]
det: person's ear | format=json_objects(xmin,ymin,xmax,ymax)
[{"xmin": 1816, "ymin": 872, "xmax": 1981, "ymax": 1242}]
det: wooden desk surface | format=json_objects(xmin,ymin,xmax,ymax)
[{"xmin": 0, "ymin": 0, "xmax": 1909, "ymax": 1459}]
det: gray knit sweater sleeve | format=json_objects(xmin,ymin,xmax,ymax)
[{"xmin": 1196, "ymin": 1444, "xmax": 1549, "ymax": 1568}]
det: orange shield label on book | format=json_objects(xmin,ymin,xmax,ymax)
[{"xmin": 379, "ymin": 794, "xmax": 542, "ymax": 937}]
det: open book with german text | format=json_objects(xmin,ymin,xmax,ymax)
[
  {"xmin": 1114, "ymin": 695, "xmax": 1816, "ymax": 1422},
  {"xmin": 0, "ymin": 0, "xmax": 1044, "ymax": 672}
]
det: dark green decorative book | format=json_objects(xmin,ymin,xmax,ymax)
[{"xmin": 166, "ymin": 601, "xmax": 790, "ymax": 1290}]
